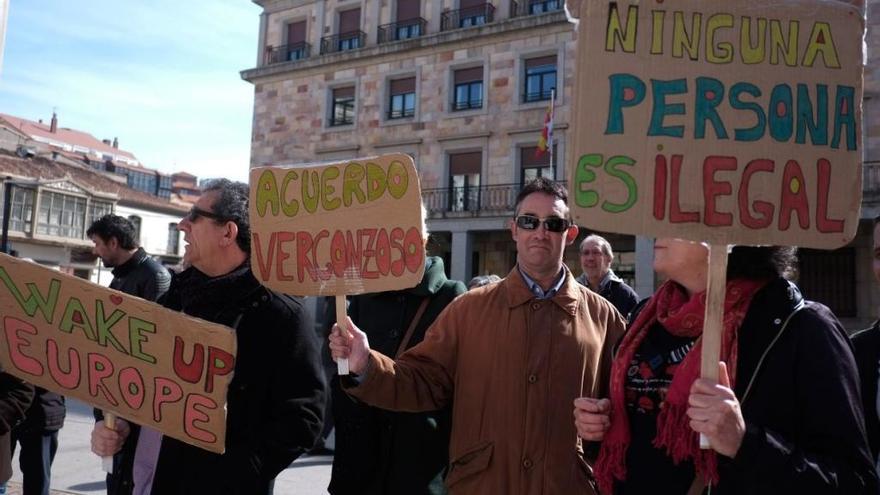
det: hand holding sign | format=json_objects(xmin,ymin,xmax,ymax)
[{"xmin": 249, "ymin": 154, "xmax": 426, "ymax": 375}]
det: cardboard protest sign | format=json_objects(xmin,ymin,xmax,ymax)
[
  {"xmin": 0, "ymin": 254, "xmax": 236, "ymax": 454},
  {"xmin": 249, "ymin": 153, "xmax": 426, "ymax": 296},
  {"xmin": 570, "ymin": 0, "xmax": 864, "ymax": 248}
]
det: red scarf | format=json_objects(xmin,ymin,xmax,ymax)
[{"xmin": 593, "ymin": 278, "xmax": 767, "ymax": 494}]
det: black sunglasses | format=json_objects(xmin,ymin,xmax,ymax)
[
  {"xmin": 514, "ymin": 215, "xmax": 571, "ymax": 233},
  {"xmin": 186, "ymin": 206, "xmax": 226, "ymax": 223}
]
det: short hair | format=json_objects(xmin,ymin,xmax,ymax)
[
  {"xmin": 579, "ymin": 234, "xmax": 613, "ymax": 259},
  {"xmin": 727, "ymin": 246, "xmax": 797, "ymax": 280},
  {"xmin": 468, "ymin": 274, "xmax": 502, "ymax": 290},
  {"xmin": 202, "ymin": 179, "xmax": 250, "ymax": 254},
  {"xmin": 514, "ymin": 177, "xmax": 568, "ymax": 217},
  {"xmin": 86, "ymin": 214, "xmax": 138, "ymax": 250}
]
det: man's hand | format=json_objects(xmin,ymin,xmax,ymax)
[
  {"xmin": 574, "ymin": 397, "xmax": 611, "ymax": 441},
  {"xmin": 687, "ymin": 361, "xmax": 745, "ymax": 458},
  {"xmin": 328, "ymin": 316, "xmax": 370, "ymax": 375},
  {"xmin": 91, "ymin": 418, "xmax": 131, "ymax": 457}
]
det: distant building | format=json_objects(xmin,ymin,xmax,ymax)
[{"xmin": 0, "ymin": 149, "xmax": 188, "ymax": 281}]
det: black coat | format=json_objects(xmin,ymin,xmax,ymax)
[
  {"xmin": 715, "ymin": 279, "xmax": 877, "ymax": 494},
  {"xmin": 106, "ymin": 264, "xmax": 327, "ymax": 495},
  {"xmin": 108, "ymin": 247, "xmax": 171, "ymax": 302},
  {"xmin": 0, "ymin": 371, "xmax": 34, "ymax": 483},
  {"xmin": 17, "ymin": 386, "xmax": 65, "ymax": 432},
  {"xmin": 329, "ymin": 257, "xmax": 466, "ymax": 495},
  {"xmin": 852, "ymin": 321, "xmax": 880, "ymax": 462}
]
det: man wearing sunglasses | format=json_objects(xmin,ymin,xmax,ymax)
[
  {"xmin": 91, "ymin": 179, "xmax": 327, "ymax": 495},
  {"xmin": 330, "ymin": 177, "xmax": 626, "ymax": 494}
]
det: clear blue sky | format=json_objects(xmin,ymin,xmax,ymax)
[{"xmin": 0, "ymin": 0, "xmax": 262, "ymax": 181}]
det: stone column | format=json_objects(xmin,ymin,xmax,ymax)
[
  {"xmin": 634, "ymin": 235, "xmax": 654, "ymax": 299},
  {"xmin": 451, "ymin": 230, "xmax": 473, "ymax": 283}
]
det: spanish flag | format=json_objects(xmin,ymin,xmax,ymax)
[{"xmin": 535, "ymin": 89, "xmax": 555, "ymax": 159}]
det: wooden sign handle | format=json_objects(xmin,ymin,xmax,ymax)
[
  {"xmin": 102, "ymin": 412, "xmax": 116, "ymax": 473},
  {"xmin": 700, "ymin": 243, "xmax": 729, "ymax": 449},
  {"xmin": 336, "ymin": 295, "xmax": 350, "ymax": 375}
]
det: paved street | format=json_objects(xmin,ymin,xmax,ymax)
[{"xmin": 8, "ymin": 399, "xmax": 332, "ymax": 495}]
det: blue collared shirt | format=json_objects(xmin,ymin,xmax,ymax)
[{"xmin": 518, "ymin": 266, "xmax": 566, "ymax": 300}]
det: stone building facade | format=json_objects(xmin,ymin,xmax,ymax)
[
  {"xmin": 244, "ymin": 0, "xmax": 880, "ymax": 329},
  {"xmin": 242, "ymin": 0, "xmax": 653, "ymax": 296}
]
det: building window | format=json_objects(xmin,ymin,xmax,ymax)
[
  {"xmin": 396, "ymin": 0, "xmax": 421, "ymax": 39},
  {"xmin": 286, "ymin": 20, "xmax": 308, "ymax": 60},
  {"xmin": 523, "ymin": 55, "xmax": 556, "ymax": 103},
  {"xmin": 452, "ymin": 67, "xmax": 483, "ymax": 111},
  {"xmin": 528, "ymin": 0, "xmax": 561, "ymax": 14},
  {"xmin": 5, "ymin": 186, "xmax": 35, "ymax": 234},
  {"xmin": 388, "ymin": 77, "xmax": 416, "ymax": 119},
  {"xmin": 128, "ymin": 215, "xmax": 142, "ymax": 245},
  {"xmin": 167, "ymin": 223, "xmax": 180, "ymax": 255},
  {"xmin": 448, "ymin": 151, "xmax": 481, "ymax": 212},
  {"xmin": 330, "ymin": 86, "xmax": 356, "ymax": 126},
  {"xmin": 797, "ymin": 248, "xmax": 856, "ymax": 317},
  {"xmin": 88, "ymin": 200, "xmax": 114, "ymax": 225},
  {"xmin": 36, "ymin": 191, "xmax": 86, "ymax": 239},
  {"xmin": 520, "ymin": 145, "xmax": 556, "ymax": 184},
  {"xmin": 338, "ymin": 8, "xmax": 362, "ymax": 50}
]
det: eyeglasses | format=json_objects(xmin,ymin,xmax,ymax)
[
  {"xmin": 186, "ymin": 206, "xmax": 226, "ymax": 223},
  {"xmin": 514, "ymin": 215, "xmax": 571, "ymax": 233}
]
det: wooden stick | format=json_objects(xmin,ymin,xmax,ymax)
[
  {"xmin": 700, "ymin": 243, "xmax": 729, "ymax": 449},
  {"xmin": 102, "ymin": 412, "xmax": 116, "ymax": 473},
  {"xmin": 336, "ymin": 294, "xmax": 350, "ymax": 375}
]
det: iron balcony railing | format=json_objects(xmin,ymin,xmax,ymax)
[
  {"xmin": 265, "ymin": 42, "xmax": 311, "ymax": 65},
  {"xmin": 320, "ymin": 30, "xmax": 366, "ymax": 54},
  {"xmin": 865, "ymin": 160, "xmax": 880, "ymax": 199},
  {"xmin": 422, "ymin": 181, "xmax": 565, "ymax": 217},
  {"xmin": 451, "ymin": 98, "xmax": 483, "ymax": 111},
  {"xmin": 441, "ymin": 4, "xmax": 495, "ymax": 31},
  {"xmin": 378, "ymin": 17, "xmax": 427, "ymax": 43},
  {"xmin": 523, "ymin": 89, "xmax": 554, "ymax": 103},
  {"xmin": 511, "ymin": 0, "xmax": 561, "ymax": 16}
]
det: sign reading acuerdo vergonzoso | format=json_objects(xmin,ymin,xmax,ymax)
[
  {"xmin": 570, "ymin": 0, "xmax": 864, "ymax": 248},
  {"xmin": 0, "ymin": 254, "xmax": 236, "ymax": 453},
  {"xmin": 249, "ymin": 153, "xmax": 426, "ymax": 296}
]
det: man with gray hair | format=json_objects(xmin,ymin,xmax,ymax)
[{"xmin": 576, "ymin": 234, "xmax": 639, "ymax": 318}]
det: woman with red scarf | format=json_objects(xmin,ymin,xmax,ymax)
[{"xmin": 574, "ymin": 240, "xmax": 877, "ymax": 494}]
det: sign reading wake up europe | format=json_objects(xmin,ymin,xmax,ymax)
[
  {"xmin": 250, "ymin": 153, "xmax": 426, "ymax": 295},
  {"xmin": 0, "ymin": 254, "xmax": 237, "ymax": 453},
  {"xmin": 570, "ymin": 0, "xmax": 864, "ymax": 248}
]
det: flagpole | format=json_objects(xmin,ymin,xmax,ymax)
[{"xmin": 549, "ymin": 88, "xmax": 555, "ymax": 178}]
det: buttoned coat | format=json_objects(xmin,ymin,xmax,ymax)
[{"xmin": 346, "ymin": 267, "xmax": 626, "ymax": 495}]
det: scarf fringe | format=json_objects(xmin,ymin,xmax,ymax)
[
  {"xmin": 654, "ymin": 402, "xmax": 720, "ymax": 486},
  {"xmin": 594, "ymin": 441, "xmax": 628, "ymax": 495}
]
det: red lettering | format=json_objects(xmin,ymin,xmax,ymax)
[
  {"xmin": 653, "ymin": 154, "xmax": 668, "ymax": 221},
  {"xmin": 404, "ymin": 227, "xmax": 424, "ymax": 274},
  {"xmin": 205, "ymin": 347, "xmax": 234, "ymax": 394},
  {"xmin": 738, "ymin": 159, "xmax": 775, "ymax": 229},
  {"xmin": 251, "ymin": 232, "xmax": 276, "ymax": 281},
  {"xmin": 389, "ymin": 227, "xmax": 406, "ymax": 276},
  {"xmin": 779, "ymin": 160, "xmax": 810, "ymax": 231},
  {"xmin": 153, "ymin": 377, "xmax": 184, "ymax": 423},
  {"xmin": 668, "ymin": 154, "xmax": 699, "ymax": 223},
  {"xmin": 815, "ymin": 158, "xmax": 844, "ymax": 233},
  {"xmin": 296, "ymin": 231, "xmax": 316, "ymax": 283},
  {"xmin": 3, "ymin": 316, "xmax": 43, "ymax": 377},
  {"xmin": 702, "ymin": 156, "xmax": 736, "ymax": 227},
  {"xmin": 329, "ymin": 230, "xmax": 347, "ymax": 278},
  {"xmin": 172, "ymin": 336, "xmax": 204, "ymax": 385},
  {"xmin": 375, "ymin": 228, "xmax": 391, "ymax": 276},
  {"xmin": 346, "ymin": 230, "xmax": 362, "ymax": 276},
  {"xmin": 46, "ymin": 339, "xmax": 80, "ymax": 389},
  {"xmin": 275, "ymin": 231, "xmax": 296, "ymax": 282},
  {"xmin": 184, "ymin": 394, "xmax": 218, "ymax": 444},
  {"xmin": 118, "ymin": 367, "xmax": 145, "ymax": 410},
  {"xmin": 361, "ymin": 229, "xmax": 379, "ymax": 279},
  {"xmin": 313, "ymin": 229, "xmax": 331, "ymax": 281},
  {"xmin": 87, "ymin": 353, "xmax": 118, "ymax": 407}
]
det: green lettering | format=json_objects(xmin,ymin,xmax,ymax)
[
  {"xmin": 575, "ymin": 154, "xmax": 603, "ymax": 207},
  {"xmin": 342, "ymin": 163, "xmax": 366, "ymax": 206},
  {"xmin": 255, "ymin": 170, "xmax": 280, "ymax": 217},
  {"xmin": 366, "ymin": 162, "xmax": 387, "ymax": 201},
  {"xmin": 94, "ymin": 300, "xmax": 128, "ymax": 354},
  {"xmin": 386, "ymin": 160, "xmax": 408, "ymax": 199},
  {"xmin": 280, "ymin": 171, "xmax": 299, "ymax": 216},
  {"xmin": 0, "ymin": 268, "xmax": 60, "ymax": 323},
  {"xmin": 603, "ymin": 156, "xmax": 638, "ymax": 213},
  {"xmin": 59, "ymin": 298, "xmax": 97, "ymax": 341},
  {"xmin": 321, "ymin": 166, "xmax": 341, "ymax": 211},
  {"xmin": 129, "ymin": 317, "xmax": 157, "ymax": 364},
  {"xmin": 302, "ymin": 170, "xmax": 320, "ymax": 213}
]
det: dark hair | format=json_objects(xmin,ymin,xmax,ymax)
[
  {"xmin": 203, "ymin": 179, "xmax": 250, "ymax": 254},
  {"xmin": 727, "ymin": 246, "xmax": 797, "ymax": 280},
  {"xmin": 86, "ymin": 214, "xmax": 138, "ymax": 250},
  {"xmin": 514, "ymin": 177, "xmax": 568, "ymax": 216},
  {"xmin": 873, "ymin": 215, "xmax": 880, "ymax": 228}
]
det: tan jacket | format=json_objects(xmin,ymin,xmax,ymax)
[{"xmin": 347, "ymin": 267, "xmax": 626, "ymax": 495}]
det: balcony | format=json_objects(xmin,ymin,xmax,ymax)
[
  {"xmin": 264, "ymin": 42, "xmax": 311, "ymax": 65},
  {"xmin": 441, "ymin": 4, "xmax": 496, "ymax": 31},
  {"xmin": 378, "ymin": 17, "xmax": 427, "ymax": 43},
  {"xmin": 865, "ymin": 160, "xmax": 880, "ymax": 202},
  {"xmin": 422, "ymin": 182, "xmax": 567, "ymax": 218},
  {"xmin": 320, "ymin": 30, "xmax": 366, "ymax": 55},
  {"xmin": 511, "ymin": 0, "xmax": 561, "ymax": 16}
]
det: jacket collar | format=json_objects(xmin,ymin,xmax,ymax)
[
  {"xmin": 504, "ymin": 265, "xmax": 580, "ymax": 316},
  {"xmin": 111, "ymin": 247, "xmax": 147, "ymax": 279}
]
